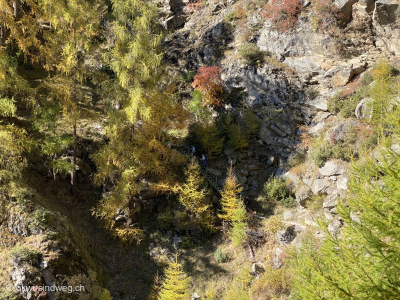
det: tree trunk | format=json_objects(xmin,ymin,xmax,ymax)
[
  {"xmin": 70, "ymin": 122, "xmax": 77, "ymax": 197},
  {"xmin": 13, "ymin": 1, "xmax": 18, "ymax": 19},
  {"xmin": 0, "ymin": 25, "xmax": 5, "ymax": 45}
]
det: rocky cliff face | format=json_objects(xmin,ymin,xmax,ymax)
[
  {"xmin": 0, "ymin": 190, "xmax": 105, "ymax": 300},
  {"xmin": 162, "ymin": 0, "xmax": 400, "ymax": 232}
]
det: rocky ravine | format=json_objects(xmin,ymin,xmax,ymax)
[{"xmin": 162, "ymin": 0, "xmax": 400, "ymax": 230}]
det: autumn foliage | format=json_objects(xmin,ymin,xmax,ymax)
[
  {"xmin": 263, "ymin": 0, "xmax": 302, "ymax": 32},
  {"xmin": 192, "ymin": 66, "xmax": 223, "ymax": 106}
]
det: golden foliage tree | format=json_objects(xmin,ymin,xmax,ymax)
[
  {"xmin": 158, "ymin": 255, "xmax": 190, "ymax": 300},
  {"xmin": 38, "ymin": 0, "xmax": 104, "ymax": 195},
  {"xmin": 219, "ymin": 166, "xmax": 248, "ymax": 247},
  {"xmin": 219, "ymin": 166, "xmax": 246, "ymax": 223},
  {"xmin": 173, "ymin": 159, "xmax": 215, "ymax": 231},
  {"xmin": 93, "ymin": 0, "xmax": 189, "ymax": 243}
]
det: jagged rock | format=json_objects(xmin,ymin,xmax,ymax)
[
  {"xmin": 270, "ymin": 123, "xmax": 287, "ymax": 137},
  {"xmin": 359, "ymin": 0, "xmax": 375, "ymax": 14},
  {"xmin": 305, "ymin": 216, "xmax": 318, "ymax": 227},
  {"xmin": 258, "ymin": 21, "xmax": 337, "ymax": 58},
  {"xmin": 276, "ymin": 226, "xmax": 296, "ymax": 245},
  {"xmin": 355, "ymin": 98, "xmax": 373, "ymax": 119},
  {"xmin": 172, "ymin": 235, "xmax": 183, "ymax": 249},
  {"xmin": 240, "ymin": 168, "xmax": 249, "ymax": 176},
  {"xmin": 164, "ymin": 14, "xmax": 186, "ymax": 29},
  {"xmin": 283, "ymin": 210, "xmax": 293, "ymax": 220},
  {"xmin": 373, "ymin": 0, "xmax": 400, "ymax": 55},
  {"xmin": 192, "ymin": 292, "xmax": 201, "ymax": 300},
  {"xmin": 246, "ymin": 162, "xmax": 261, "ymax": 171},
  {"xmin": 259, "ymin": 125, "xmax": 275, "ymax": 145},
  {"xmin": 305, "ymin": 94, "xmax": 328, "ymax": 111},
  {"xmin": 267, "ymin": 156, "xmax": 276, "ymax": 165},
  {"xmin": 284, "ymin": 171, "xmax": 300, "ymax": 185},
  {"xmin": 323, "ymin": 193, "xmax": 339, "ymax": 209},
  {"xmin": 309, "ymin": 121, "xmax": 325, "ymax": 135},
  {"xmin": 296, "ymin": 185, "xmax": 313, "ymax": 205},
  {"xmin": 303, "ymin": 176, "xmax": 314, "ymax": 186},
  {"xmin": 328, "ymin": 63, "xmax": 367, "ymax": 87},
  {"xmin": 311, "ymin": 179, "xmax": 331, "ymax": 194},
  {"xmin": 334, "ymin": 0, "xmax": 359, "ymax": 24},
  {"xmin": 251, "ymin": 262, "xmax": 266, "ymax": 275},
  {"xmin": 337, "ymin": 176, "xmax": 348, "ymax": 190},
  {"xmin": 319, "ymin": 160, "xmax": 346, "ymax": 176}
]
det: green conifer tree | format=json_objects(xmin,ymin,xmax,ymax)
[{"xmin": 291, "ymin": 107, "xmax": 400, "ymax": 299}]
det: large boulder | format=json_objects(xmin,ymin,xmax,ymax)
[
  {"xmin": 319, "ymin": 160, "xmax": 346, "ymax": 176},
  {"xmin": 373, "ymin": 0, "xmax": 400, "ymax": 55},
  {"xmin": 334, "ymin": 0, "xmax": 359, "ymax": 24},
  {"xmin": 311, "ymin": 178, "xmax": 331, "ymax": 194},
  {"xmin": 355, "ymin": 98, "xmax": 373, "ymax": 119}
]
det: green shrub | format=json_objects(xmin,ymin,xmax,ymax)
[
  {"xmin": 264, "ymin": 178, "xmax": 294, "ymax": 208},
  {"xmin": 306, "ymin": 88, "xmax": 320, "ymax": 100},
  {"xmin": 327, "ymin": 87, "xmax": 369, "ymax": 118},
  {"xmin": 314, "ymin": 133, "xmax": 358, "ymax": 167},
  {"xmin": 10, "ymin": 246, "xmax": 41, "ymax": 264},
  {"xmin": 360, "ymin": 71, "xmax": 373, "ymax": 86},
  {"xmin": 238, "ymin": 43, "xmax": 264, "ymax": 66},
  {"xmin": 280, "ymin": 196, "xmax": 296, "ymax": 208},
  {"xmin": 214, "ymin": 248, "xmax": 228, "ymax": 263},
  {"xmin": 313, "ymin": 143, "xmax": 333, "ymax": 167}
]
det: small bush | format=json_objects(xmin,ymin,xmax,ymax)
[
  {"xmin": 214, "ymin": 248, "xmax": 228, "ymax": 263},
  {"xmin": 192, "ymin": 66, "xmax": 223, "ymax": 107},
  {"xmin": 306, "ymin": 88, "xmax": 320, "ymax": 100},
  {"xmin": 263, "ymin": 0, "xmax": 302, "ymax": 32},
  {"xmin": 184, "ymin": 0, "xmax": 203, "ymax": 14},
  {"xmin": 313, "ymin": 142, "xmax": 333, "ymax": 167},
  {"xmin": 10, "ymin": 246, "xmax": 41, "ymax": 264},
  {"xmin": 312, "ymin": 0, "xmax": 342, "ymax": 32},
  {"xmin": 251, "ymin": 264, "xmax": 292, "ymax": 299},
  {"xmin": 264, "ymin": 177, "xmax": 292, "ymax": 204},
  {"xmin": 238, "ymin": 43, "xmax": 264, "ymax": 67},
  {"xmin": 361, "ymin": 71, "xmax": 373, "ymax": 86},
  {"xmin": 225, "ymin": 6, "xmax": 247, "ymax": 22},
  {"xmin": 263, "ymin": 215, "xmax": 284, "ymax": 236},
  {"xmin": 327, "ymin": 86, "xmax": 369, "ymax": 118},
  {"xmin": 313, "ymin": 135, "xmax": 358, "ymax": 167},
  {"xmin": 280, "ymin": 196, "xmax": 296, "ymax": 208}
]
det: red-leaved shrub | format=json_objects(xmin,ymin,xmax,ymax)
[
  {"xmin": 263, "ymin": 0, "xmax": 302, "ymax": 32},
  {"xmin": 192, "ymin": 66, "xmax": 223, "ymax": 106}
]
